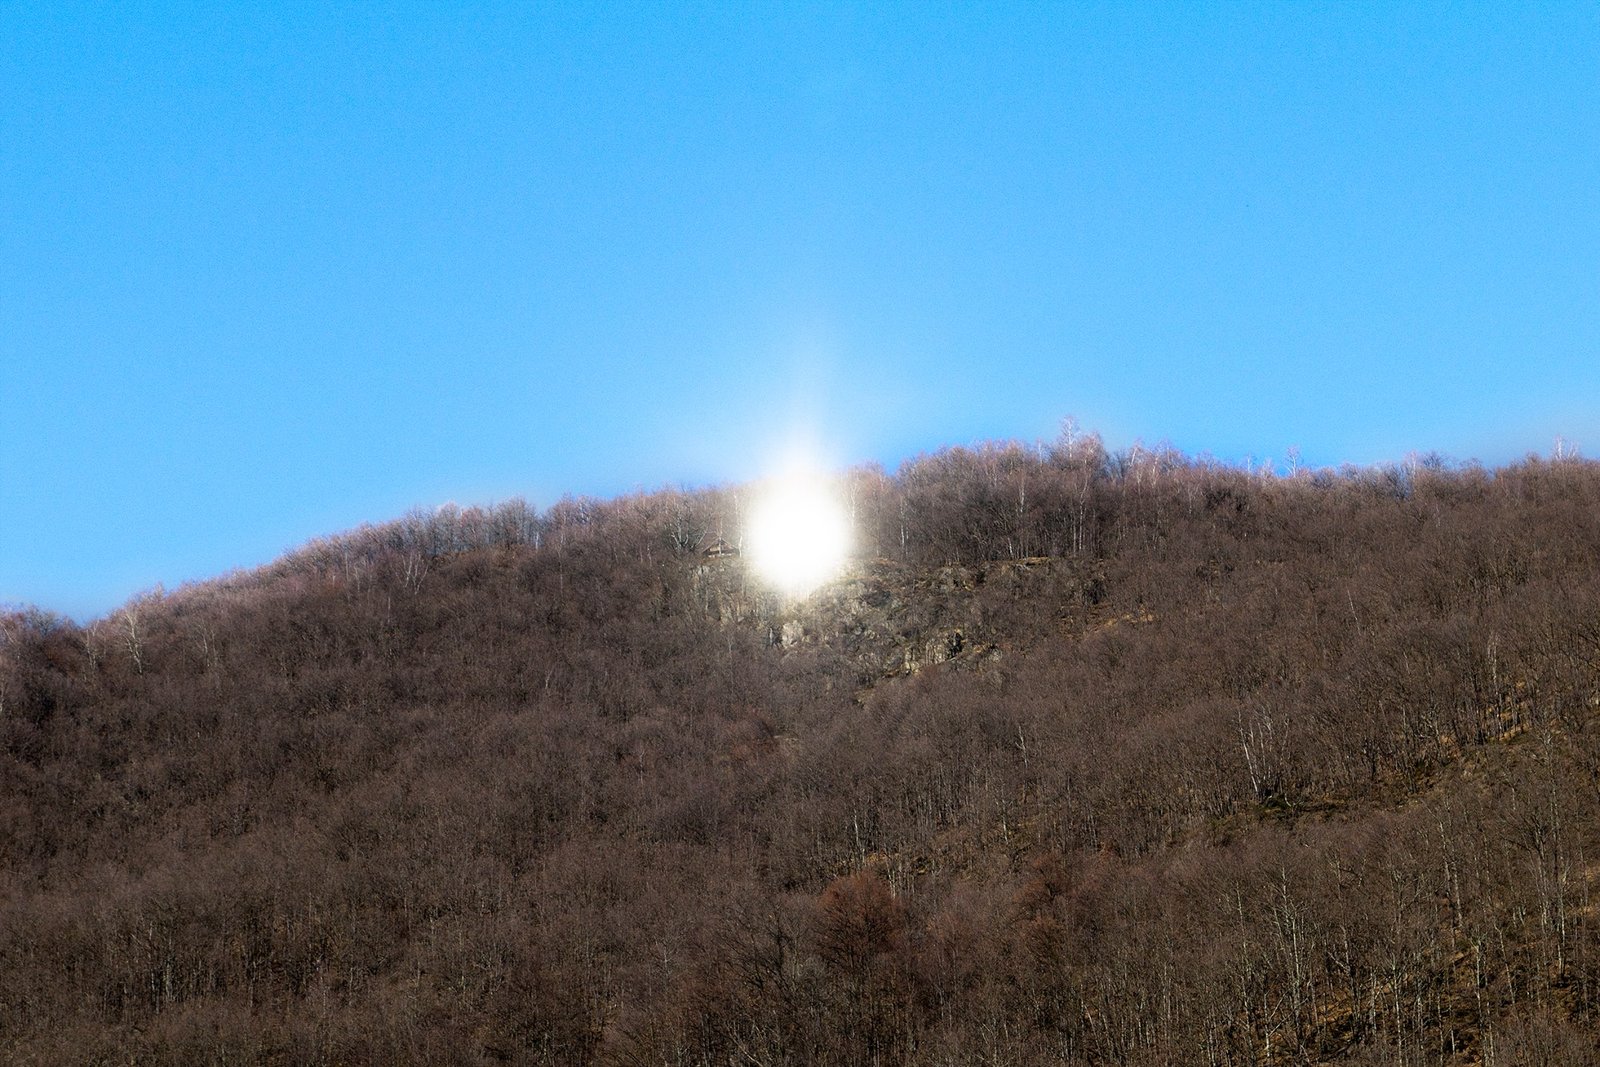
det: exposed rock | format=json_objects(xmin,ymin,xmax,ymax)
[{"xmin": 692, "ymin": 554, "xmax": 1103, "ymax": 683}]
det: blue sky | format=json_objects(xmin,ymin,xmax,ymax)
[{"xmin": 4, "ymin": 2, "xmax": 1598, "ymax": 619}]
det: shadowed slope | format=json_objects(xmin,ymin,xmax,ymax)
[{"xmin": 5, "ymin": 442, "xmax": 1600, "ymax": 1064}]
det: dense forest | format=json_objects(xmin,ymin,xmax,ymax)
[{"xmin": 6, "ymin": 433, "xmax": 1600, "ymax": 1065}]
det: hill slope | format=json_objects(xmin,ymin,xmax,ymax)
[{"xmin": 5, "ymin": 440, "xmax": 1600, "ymax": 1064}]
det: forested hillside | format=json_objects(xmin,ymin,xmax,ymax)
[{"xmin": 6, "ymin": 435, "xmax": 1600, "ymax": 1065}]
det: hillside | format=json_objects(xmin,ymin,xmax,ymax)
[{"xmin": 5, "ymin": 437, "xmax": 1600, "ymax": 1065}]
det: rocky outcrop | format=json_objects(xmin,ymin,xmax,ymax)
[{"xmin": 693, "ymin": 554, "xmax": 1104, "ymax": 684}]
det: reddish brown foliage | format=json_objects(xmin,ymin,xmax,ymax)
[{"xmin": 6, "ymin": 446, "xmax": 1600, "ymax": 1063}]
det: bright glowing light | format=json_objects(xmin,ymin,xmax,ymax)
[{"xmin": 747, "ymin": 469, "xmax": 852, "ymax": 595}]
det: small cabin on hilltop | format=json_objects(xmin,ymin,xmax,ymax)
[{"xmin": 702, "ymin": 537, "xmax": 740, "ymax": 559}]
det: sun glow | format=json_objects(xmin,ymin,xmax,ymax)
[{"xmin": 746, "ymin": 468, "xmax": 853, "ymax": 596}]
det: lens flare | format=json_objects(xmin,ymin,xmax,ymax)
[{"xmin": 747, "ymin": 470, "xmax": 852, "ymax": 595}]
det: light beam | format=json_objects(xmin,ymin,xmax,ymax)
[{"xmin": 746, "ymin": 466, "xmax": 852, "ymax": 596}]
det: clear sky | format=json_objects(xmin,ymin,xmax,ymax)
[{"xmin": 4, "ymin": 2, "xmax": 1598, "ymax": 619}]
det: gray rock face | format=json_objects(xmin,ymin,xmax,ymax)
[{"xmin": 692, "ymin": 554, "xmax": 1103, "ymax": 685}]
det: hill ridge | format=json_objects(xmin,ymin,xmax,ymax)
[{"xmin": 5, "ymin": 441, "xmax": 1600, "ymax": 1064}]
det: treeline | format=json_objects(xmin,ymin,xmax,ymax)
[
  {"xmin": 142, "ymin": 434, "xmax": 1510, "ymax": 585},
  {"xmin": 4, "ymin": 436, "xmax": 1600, "ymax": 1064}
]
